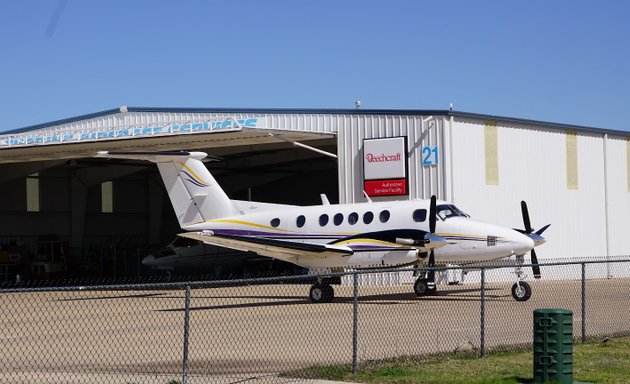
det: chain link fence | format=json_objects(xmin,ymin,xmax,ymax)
[{"xmin": 1, "ymin": 258, "xmax": 629, "ymax": 383}]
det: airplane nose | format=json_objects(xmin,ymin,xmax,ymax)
[{"xmin": 511, "ymin": 231, "xmax": 535, "ymax": 255}]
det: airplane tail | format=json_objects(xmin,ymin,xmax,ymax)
[{"xmin": 96, "ymin": 151, "xmax": 235, "ymax": 227}]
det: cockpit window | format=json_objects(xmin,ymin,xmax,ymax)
[
  {"xmin": 436, "ymin": 204, "xmax": 470, "ymax": 220},
  {"xmin": 413, "ymin": 209, "xmax": 427, "ymax": 222}
]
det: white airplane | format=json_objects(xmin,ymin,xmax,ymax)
[{"xmin": 95, "ymin": 150, "xmax": 549, "ymax": 303}]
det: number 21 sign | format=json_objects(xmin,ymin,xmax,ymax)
[{"xmin": 422, "ymin": 146, "xmax": 439, "ymax": 166}]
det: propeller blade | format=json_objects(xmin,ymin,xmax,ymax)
[
  {"xmin": 531, "ymin": 249, "xmax": 541, "ymax": 279},
  {"xmin": 521, "ymin": 201, "xmax": 532, "ymax": 233},
  {"xmin": 427, "ymin": 250, "xmax": 436, "ymax": 289},
  {"xmin": 429, "ymin": 195, "xmax": 437, "ymax": 234},
  {"xmin": 535, "ymin": 224, "xmax": 551, "ymax": 236},
  {"xmin": 520, "ymin": 201, "xmax": 544, "ymax": 279}
]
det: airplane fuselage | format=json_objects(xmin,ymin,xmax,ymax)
[{"xmin": 185, "ymin": 199, "xmax": 534, "ymax": 269}]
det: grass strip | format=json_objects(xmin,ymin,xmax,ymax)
[{"xmin": 285, "ymin": 336, "xmax": 630, "ymax": 383}]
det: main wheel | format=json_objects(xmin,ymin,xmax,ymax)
[
  {"xmin": 511, "ymin": 281, "xmax": 532, "ymax": 301},
  {"xmin": 413, "ymin": 278, "xmax": 434, "ymax": 296},
  {"xmin": 309, "ymin": 283, "xmax": 334, "ymax": 303}
]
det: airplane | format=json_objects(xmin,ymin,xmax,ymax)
[
  {"xmin": 142, "ymin": 236, "xmax": 305, "ymax": 277},
  {"xmin": 95, "ymin": 150, "xmax": 549, "ymax": 303},
  {"xmin": 141, "ymin": 236, "xmax": 251, "ymax": 271}
]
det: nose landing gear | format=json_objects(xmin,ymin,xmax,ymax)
[
  {"xmin": 511, "ymin": 254, "xmax": 532, "ymax": 301},
  {"xmin": 512, "ymin": 281, "xmax": 532, "ymax": 301}
]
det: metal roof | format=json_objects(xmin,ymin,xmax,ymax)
[{"xmin": 3, "ymin": 106, "xmax": 629, "ymax": 137}]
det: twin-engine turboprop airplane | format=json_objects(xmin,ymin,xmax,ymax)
[{"xmin": 95, "ymin": 151, "xmax": 549, "ymax": 303}]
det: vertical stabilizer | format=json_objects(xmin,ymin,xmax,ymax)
[{"xmin": 96, "ymin": 151, "xmax": 234, "ymax": 227}]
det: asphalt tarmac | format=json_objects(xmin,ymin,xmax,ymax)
[{"xmin": 1, "ymin": 278, "xmax": 628, "ymax": 383}]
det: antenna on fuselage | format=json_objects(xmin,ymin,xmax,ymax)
[
  {"xmin": 320, "ymin": 194, "xmax": 330, "ymax": 205},
  {"xmin": 363, "ymin": 190, "xmax": 373, "ymax": 203}
]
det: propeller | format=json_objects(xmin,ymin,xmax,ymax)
[
  {"xmin": 427, "ymin": 195, "xmax": 437, "ymax": 290},
  {"xmin": 520, "ymin": 201, "xmax": 549, "ymax": 279},
  {"xmin": 412, "ymin": 195, "xmax": 440, "ymax": 280}
]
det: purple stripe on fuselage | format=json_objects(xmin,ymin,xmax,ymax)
[
  {"xmin": 348, "ymin": 245, "xmax": 408, "ymax": 251},
  {"xmin": 211, "ymin": 228, "xmax": 346, "ymax": 239}
]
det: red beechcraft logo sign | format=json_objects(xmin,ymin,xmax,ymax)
[
  {"xmin": 363, "ymin": 137, "xmax": 408, "ymax": 197},
  {"xmin": 365, "ymin": 153, "xmax": 402, "ymax": 163}
]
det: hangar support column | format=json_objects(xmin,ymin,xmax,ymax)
[
  {"xmin": 147, "ymin": 174, "xmax": 164, "ymax": 245},
  {"xmin": 70, "ymin": 174, "xmax": 88, "ymax": 249}
]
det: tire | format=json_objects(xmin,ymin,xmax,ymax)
[
  {"xmin": 414, "ymin": 278, "xmax": 428, "ymax": 296},
  {"xmin": 322, "ymin": 284, "xmax": 335, "ymax": 303},
  {"xmin": 309, "ymin": 283, "xmax": 334, "ymax": 303},
  {"xmin": 511, "ymin": 281, "xmax": 532, "ymax": 302}
]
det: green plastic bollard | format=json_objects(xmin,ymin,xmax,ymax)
[{"xmin": 533, "ymin": 308, "xmax": 573, "ymax": 383}]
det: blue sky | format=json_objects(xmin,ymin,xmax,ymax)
[{"xmin": 0, "ymin": 0, "xmax": 628, "ymax": 132}]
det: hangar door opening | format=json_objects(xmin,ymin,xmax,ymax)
[{"xmin": 0, "ymin": 139, "xmax": 338, "ymax": 282}]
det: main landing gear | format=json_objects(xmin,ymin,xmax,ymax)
[
  {"xmin": 413, "ymin": 276, "xmax": 436, "ymax": 297},
  {"xmin": 309, "ymin": 279, "xmax": 334, "ymax": 303}
]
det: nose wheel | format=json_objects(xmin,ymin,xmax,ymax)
[{"xmin": 511, "ymin": 281, "xmax": 532, "ymax": 301}]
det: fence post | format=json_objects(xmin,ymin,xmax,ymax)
[
  {"xmin": 352, "ymin": 272, "xmax": 359, "ymax": 374},
  {"xmin": 182, "ymin": 285, "xmax": 191, "ymax": 384},
  {"xmin": 480, "ymin": 267, "xmax": 486, "ymax": 357},
  {"xmin": 581, "ymin": 263, "xmax": 586, "ymax": 343}
]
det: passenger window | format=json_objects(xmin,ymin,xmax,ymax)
[
  {"xmin": 413, "ymin": 209, "xmax": 427, "ymax": 222},
  {"xmin": 379, "ymin": 210, "xmax": 390, "ymax": 223},
  {"xmin": 348, "ymin": 212, "xmax": 359, "ymax": 225},
  {"xmin": 363, "ymin": 211, "xmax": 374, "ymax": 224},
  {"xmin": 319, "ymin": 214, "xmax": 329, "ymax": 226},
  {"xmin": 334, "ymin": 213, "xmax": 344, "ymax": 226},
  {"xmin": 296, "ymin": 215, "xmax": 306, "ymax": 228},
  {"xmin": 271, "ymin": 218, "xmax": 280, "ymax": 228}
]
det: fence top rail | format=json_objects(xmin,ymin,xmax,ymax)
[{"xmin": 1, "ymin": 257, "xmax": 628, "ymax": 293}]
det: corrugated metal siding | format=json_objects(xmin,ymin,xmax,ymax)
[
  {"xmin": 605, "ymin": 135, "xmax": 630, "ymax": 256},
  {"xmin": 450, "ymin": 117, "xmax": 629, "ymax": 260},
  {"xmin": 337, "ymin": 114, "xmax": 447, "ymax": 204}
]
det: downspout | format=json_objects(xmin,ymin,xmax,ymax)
[
  {"xmin": 603, "ymin": 133, "xmax": 611, "ymax": 277},
  {"xmin": 440, "ymin": 117, "xmax": 448, "ymax": 201},
  {"xmin": 449, "ymin": 115, "xmax": 455, "ymax": 203}
]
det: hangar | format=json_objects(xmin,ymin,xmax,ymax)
[{"xmin": 0, "ymin": 107, "xmax": 629, "ymax": 281}]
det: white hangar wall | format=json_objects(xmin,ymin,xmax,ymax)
[
  {"xmin": 447, "ymin": 117, "xmax": 630, "ymax": 260},
  {"xmin": 336, "ymin": 113, "xmax": 630, "ymax": 262},
  {"xmin": 604, "ymin": 135, "xmax": 630, "ymax": 256}
]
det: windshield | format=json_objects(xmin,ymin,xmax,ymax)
[{"xmin": 436, "ymin": 204, "xmax": 470, "ymax": 220}]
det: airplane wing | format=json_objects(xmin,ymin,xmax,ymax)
[{"xmin": 178, "ymin": 231, "xmax": 354, "ymax": 260}]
